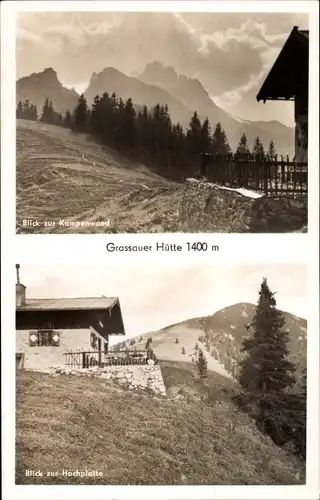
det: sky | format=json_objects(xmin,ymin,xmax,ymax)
[
  {"xmin": 17, "ymin": 263, "xmax": 307, "ymax": 343},
  {"xmin": 16, "ymin": 11, "xmax": 309, "ymax": 126}
]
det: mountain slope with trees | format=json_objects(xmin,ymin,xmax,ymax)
[
  {"xmin": 17, "ymin": 65, "xmax": 294, "ymax": 155},
  {"xmin": 138, "ymin": 62, "xmax": 294, "ymax": 155},
  {"xmin": 113, "ymin": 301, "xmax": 306, "ymax": 390}
]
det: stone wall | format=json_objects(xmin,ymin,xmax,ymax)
[{"xmin": 53, "ymin": 364, "xmax": 167, "ymax": 396}]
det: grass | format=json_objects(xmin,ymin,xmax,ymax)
[
  {"xmin": 17, "ymin": 120, "xmax": 307, "ymax": 234},
  {"xmin": 16, "ymin": 367, "xmax": 305, "ymax": 485}
]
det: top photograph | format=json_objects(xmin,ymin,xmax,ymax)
[{"xmin": 16, "ymin": 11, "xmax": 309, "ymax": 234}]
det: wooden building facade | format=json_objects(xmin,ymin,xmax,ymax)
[
  {"xmin": 16, "ymin": 276, "xmax": 126, "ymax": 370},
  {"xmin": 257, "ymin": 26, "xmax": 309, "ymax": 162}
]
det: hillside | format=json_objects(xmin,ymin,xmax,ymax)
[
  {"xmin": 16, "ymin": 68, "xmax": 79, "ymax": 115},
  {"xmin": 16, "ymin": 369, "xmax": 305, "ymax": 485},
  {"xmin": 138, "ymin": 62, "xmax": 294, "ymax": 155},
  {"xmin": 17, "ymin": 65, "xmax": 294, "ymax": 155},
  {"xmin": 16, "ymin": 120, "xmax": 307, "ymax": 234},
  {"xmin": 115, "ymin": 302, "xmax": 307, "ymax": 388}
]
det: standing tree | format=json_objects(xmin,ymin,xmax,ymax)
[
  {"xmin": 40, "ymin": 98, "xmax": 50, "ymax": 122},
  {"xmin": 186, "ymin": 111, "xmax": 202, "ymax": 157},
  {"xmin": 236, "ymin": 132, "xmax": 250, "ymax": 157},
  {"xmin": 196, "ymin": 348, "xmax": 208, "ymax": 378},
  {"xmin": 267, "ymin": 140, "xmax": 276, "ymax": 158},
  {"xmin": 211, "ymin": 122, "xmax": 231, "ymax": 155},
  {"xmin": 74, "ymin": 94, "xmax": 89, "ymax": 131},
  {"xmin": 252, "ymin": 136, "xmax": 265, "ymax": 159},
  {"xmin": 199, "ymin": 117, "xmax": 212, "ymax": 154},
  {"xmin": 237, "ymin": 277, "xmax": 296, "ymax": 437},
  {"xmin": 239, "ymin": 277, "xmax": 296, "ymax": 393},
  {"xmin": 63, "ymin": 110, "xmax": 72, "ymax": 128}
]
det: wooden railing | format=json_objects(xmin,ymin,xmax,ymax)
[
  {"xmin": 64, "ymin": 348, "xmax": 157, "ymax": 368},
  {"xmin": 200, "ymin": 153, "xmax": 307, "ymax": 195}
]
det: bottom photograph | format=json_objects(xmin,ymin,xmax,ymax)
[{"xmin": 15, "ymin": 262, "xmax": 307, "ymax": 485}]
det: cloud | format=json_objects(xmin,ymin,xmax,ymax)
[
  {"xmin": 15, "ymin": 11, "xmax": 308, "ymax": 124},
  {"xmin": 21, "ymin": 263, "xmax": 307, "ymax": 339}
]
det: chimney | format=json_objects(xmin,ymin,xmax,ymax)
[{"xmin": 16, "ymin": 264, "xmax": 26, "ymax": 307}]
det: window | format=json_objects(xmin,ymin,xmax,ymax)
[{"xmin": 29, "ymin": 330, "xmax": 60, "ymax": 346}]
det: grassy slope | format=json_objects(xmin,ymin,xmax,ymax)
[
  {"xmin": 16, "ymin": 367, "xmax": 305, "ymax": 485},
  {"xmin": 17, "ymin": 120, "xmax": 307, "ymax": 234}
]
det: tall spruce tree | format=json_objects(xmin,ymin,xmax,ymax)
[
  {"xmin": 74, "ymin": 94, "xmax": 89, "ymax": 131},
  {"xmin": 239, "ymin": 277, "xmax": 296, "ymax": 395},
  {"xmin": 186, "ymin": 111, "xmax": 202, "ymax": 156},
  {"xmin": 199, "ymin": 117, "xmax": 212, "ymax": 154},
  {"xmin": 212, "ymin": 122, "xmax": 231, "ymax": 155}
]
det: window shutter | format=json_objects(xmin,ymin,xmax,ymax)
[
  {"xmin": 29, "ymin": 331, "xmax": 39, "ymax": 346},
  {"xmin": 52, "ymin": 332, "xmax": 60, "ymax": 346}
]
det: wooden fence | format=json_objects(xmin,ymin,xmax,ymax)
[
  {"xmin": 200, "ymin": 153, "xmax": 307, "ymax": 195},
  {"xmin": 64, "ymin": 348, "xmax": 157, "ymax": 369}
]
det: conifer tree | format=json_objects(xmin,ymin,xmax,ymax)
[
  {"xmin": 40, "ymin": 98, "xmax": 50, "ymax": 122},
  {"xmin": 237, "ymin": 277, "xmax": 297, "ymax": 443},
  {"xmin": 239, "ymin": 277, "xmax": 296, "ymax": 394},
  {"xmin": 267, "ymin": 140, "xmax": 276, "ymax": 158},
  {"xmin": 252, "ymin": 136, "xmax": 265, "ymax": 158},
  {"xmin": 196, "ymin": 348, "xmax": 208, "ymax": 378},
  {"xmin": 63, "ymin": 110, "xmax": 72, "ymax": 128},
  {"xmin": 48, "ymin": 100, "xmax": 55, "ymax": 123},
  {"xmin": 212, "ymin": 122, "xmax": 231, "ymax": 155},
  {"xmin": 186, "ymin": 111, "xmax": 202, "ymax": 155},
  {"xmin": 236, "ymin": 132, "xmax": 250, "ymax": 157},
  {"xmin": 199, "ymin": 117, "xmax": 212, "ymax": 154},
  {"xmin": 74, "ymin": 94, "xmax": 89, "ymax": 131}
]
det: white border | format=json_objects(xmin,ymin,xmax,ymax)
[{"xmin": 1, "ymin": 1, "xmax": 319, "ymax": 500}]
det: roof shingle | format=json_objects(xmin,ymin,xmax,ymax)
[{"xmin": 16, "ymin": 296, "xmax": 118, "ymax": 311}]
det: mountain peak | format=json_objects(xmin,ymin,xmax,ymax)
[
  {"xmin": 140, "ymin": 61, "xmax": 205, "ymax": 90},
  {"xmin": 16, "ymin": 67, "xmax": 79, "ymax": 114},
  {"xmin": 88, "ymin": 67, "xmax": 125, "ymax": 87}
]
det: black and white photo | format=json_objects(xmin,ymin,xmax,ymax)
[
  {"xmin": 16, "ymin": 262, "xmax": 307, "ymax": 485},
  {"xmin": 16, "ymin": 11, "xmax": 309, "ymax": 234}
]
